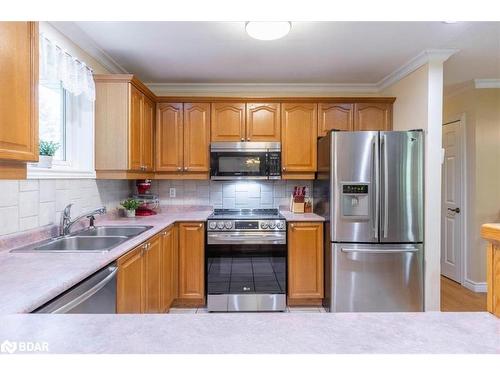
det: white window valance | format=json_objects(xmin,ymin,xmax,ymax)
[{"xmin": 40, "ymin": 34, "xmax": 95, "ymax": 101}]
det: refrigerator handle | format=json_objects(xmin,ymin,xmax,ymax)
[
  {"xmin": 372, "ymin": 136, "xmax": 379, "ymax": 239},
  {"xmin": 381, "ymin": 133, "xmax": 389, "ymax": 238}
]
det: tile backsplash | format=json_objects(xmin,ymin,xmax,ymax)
[
  {"xmin": 147, "ymin": 180, "xmax": 314, "ymax": 209},
  {"xmin": 0, "ymin": 179, "xmax": 130, "ymax": 236}
]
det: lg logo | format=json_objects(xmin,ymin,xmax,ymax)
[{"xmin": 0, "ymin": 340, "xmax": 49, "ymax": 354}]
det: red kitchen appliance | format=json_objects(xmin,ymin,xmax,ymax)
[{"xmin": 133, "ymin": 179, "xmax": 159, "ymax": 216}]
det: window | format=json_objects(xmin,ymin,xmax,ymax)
[
  {"xmin": 28, "ymin": 33, "xmax": 96, "ymax": 179},
  {"xmin": 38, "ymin": 82, "xmax": 67, "ymax": 162}
]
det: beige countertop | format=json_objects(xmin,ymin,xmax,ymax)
[
  {"xmin": 0, "ymin": 312, "xmax": 498, "ymax": 354},
  {"xmin": 0, "ymin": 208, "xmax": 212, "ymax": 314},
  {"xmin": 0, "ymin": 207, "xmax": 323, "ymax": 314}
]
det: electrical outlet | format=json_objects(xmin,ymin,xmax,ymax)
[{"xmin": 169, "ymin": 188, "xmax": 176, "ymax": 198}]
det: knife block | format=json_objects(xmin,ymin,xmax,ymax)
[{"xmin": 289, "ymin": 194, "xmax": 305, "ymax": 213}]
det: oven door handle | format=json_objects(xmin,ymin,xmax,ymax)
[{"xmin": 207, "ymin": 232, "xmax": 286, "ymax": 245}]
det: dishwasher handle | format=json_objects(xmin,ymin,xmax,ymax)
[{"xmin": 37, "ymin": 265, "xmax": 117, "ymax": 314}]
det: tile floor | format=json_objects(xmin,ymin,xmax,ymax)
[{"xmin": 169, "ymin": 307, "xmax": 327, "ymax": 314}]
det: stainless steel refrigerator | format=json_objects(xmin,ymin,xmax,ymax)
[{"xmin": 315, "ymin": 130, "xmax": 424, "ymax": 312}]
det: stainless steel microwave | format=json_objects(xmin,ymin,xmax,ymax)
[{"xmin": 210, "ymin": 142, "xmax": 281, "ymax": 180}]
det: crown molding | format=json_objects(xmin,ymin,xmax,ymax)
[
  {"xmin": 474, "ymin": 79, "xmax": 500, "ymax": 88},
  {"xmin": 145, "ymin": 82, "xmax": 380, "ymax": 96},
  {"xmin": 48, "ymin": 22, "xmax": 459, "ymax": 95},
  {"xmin": 377, "ymin": 49, "xmax": 459, "ymax": 91},
  {"xmin": 48, "ymin": 22, "xmax": 128, "ymax": 74}
]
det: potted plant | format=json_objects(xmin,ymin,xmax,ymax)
[
  {"xmin": 38, "ymin": 141, "xmax": 60, "ymax": 168},
  {"xmin": 121, "ymin": 198, "xmax": 141, "ymax": 218}
]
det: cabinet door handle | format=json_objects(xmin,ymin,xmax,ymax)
[
  {"xmin": 247, "ymin": 137, "xmax": 250, "ymax": 141},
  {"xmin": 177, "ymin": 167, "xmax": 182, "ymax": 171},
  {"xmin": 282, "ymin": 167, "xmax": 286, "ymax": 171},
  {"xmin": 184, "ymin": 167, "xmax": 188, "ymax": 171},
  {"xmin": 240, "ymin": 137, "xmax": 244, "ymax": 141}
]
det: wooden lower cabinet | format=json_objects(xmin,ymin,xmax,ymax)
[
  {"xmin": 117, "ymin": 245, "xmax": 145, "ymax": 313},
  {"xmin": 287, "ymin": 222, "xmax": 324, "ymax": 306},
  {"xmin": 177, "ymin": 222, "xmax": 205, "ymax": 306},
  {"xmin": 144, "ymin": 234, "xmax": 161, "ymax": 313},
  {"xmin": 160, "ymin": 225, "xmax": 178, "ymax": 312}
]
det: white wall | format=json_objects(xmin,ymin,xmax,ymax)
[
  {"xmin": 444, "ymin": 87, "xmax": 500, "ymax": 283},
  {"xmin": 382, "ymin": 63, "xmax": 446, "ymax": 311}
]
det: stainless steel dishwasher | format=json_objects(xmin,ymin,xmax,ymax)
[{"xmin": 34, "ymin": 263, "xmax": 117, "ymax": 314}]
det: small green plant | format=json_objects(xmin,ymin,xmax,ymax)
[
  {"xmin": 121, "ymin": 198, "xmax": 141, "ymax": 211},
  {"xmin": 39, "ymin": 141, "xmax": 60, "ymax": 156}
]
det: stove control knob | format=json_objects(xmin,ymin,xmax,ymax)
[
  {"xmin": 277, "ymin": 221, "xmax": 285, "ymax": 230},
  {"xmin": 269, "ymin": 222, "xmax": 276, "ymax": 229},
  {"xmin": 217, "ymin": 221, "xmax": 225, "ymax": 230},
  {"xmin": 208, "ymin": 221, "xmax": 217, "ymax": 230},
  {"xmin": 225, "ymin": 221, "xmax": 233, "ymax": 229},
  {"xmin": 260, "ymin": 222, "xmax": 269, "ymax": 229}
]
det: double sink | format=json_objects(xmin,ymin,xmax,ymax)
[{"xmin": 11, "ymin": 226, "xmax": 153, "ymax": 253}]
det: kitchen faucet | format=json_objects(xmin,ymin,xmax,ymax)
[{"xmin": 60, "ymin": 204, "xmax": 107, "ymax": 236}]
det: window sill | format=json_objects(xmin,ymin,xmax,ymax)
[{"xmin": 27, "ymin": 165, "xmax": 96, "ymax": 179}]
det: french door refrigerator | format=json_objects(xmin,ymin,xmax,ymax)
[{"xmin": 315, "ymin": 130, "xmax": 424, "ymax": 312}]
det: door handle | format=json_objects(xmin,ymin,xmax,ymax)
[{"xmin": 447, "ymin": 207, "xmax": 461, "ymax": 214}]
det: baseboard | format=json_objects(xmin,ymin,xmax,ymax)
[{"xmin": 463, "ymin": 278, "xmax": 487, "ymax": 293}]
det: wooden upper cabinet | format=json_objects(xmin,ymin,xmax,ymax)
[
  {"xmin": 318, "ymin": 103, "xmax": 353, "ymax": 136},
  {"xmin": 184, "ymin": 103, "xmax": 210, "ymax": 172},
  {"xmin": 178, "ymin": 222, "xmax": 205, "ymax": 302},
  {"xmin": 281, "ymin": 103, "xmax": 318, "ymax": 173},
  {"xmin": 211, "ymin": 103, "xmax": 245, "ymax": 141},
  {"xmin": 246, "ymin": 103, "xmax": 281, "ymax": 142},
  {"xmin": 129, "ymin": 85, "xmax": 143, "ymax": 171},
  {"xmin": 117, "ymin": 245, "xmax": 145, "ymax": 313},
  {"xmin": 354, "ymin": 102, "xmax": 392, "ymax": 131},
  {"xmin": 142, "ymin": 96, "xmax": 155, "ymax": 171},
  {"xmin": 288, "ymin": 222, "xmax": 324, "ymax": 301},
  {"xmin": 94, "ymin": 75, "xmax": 157, "ymax": 177},
  {"xmin": 156, "ymin": 103, "xmax": 183, "ymax": 172},
  {"xmin": 0, "ymin": 22, "xmax": 38, "ymax": 163}
]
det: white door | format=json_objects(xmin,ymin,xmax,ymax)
[{"xmin": 441, "ymin": 121, "xmax": 463, "ymax": 282}]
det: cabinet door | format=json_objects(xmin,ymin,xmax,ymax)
[
  {"xmin": 144, "ymin": 235, "xmax": 162, "ymax": 313},
  {"xmin": 160, "ymin": 226, "xmax": 175, "ymax": 312},
  {"xmin": 129, "ymin": 85, "xmax": 143, "ymax": 170},
  {"xmin": 184, "ymin": 103, "xmax": 210, "ymax": 172},
  {"xmin": 288, "ymin": 222, "xmax": 324, "ymax": 300},
  {"xmin": 246, "ymin": 103, "xmax": 281, "ymax": 142},
  {"xmin": 0, "ymin": 22, "xmax": 38, "ymax": 162},
  {"xmin": 178, "ymin": 222, "xmax": 205, "ymax": 301},
  {"xmin": 156, "ymin": 103, "xmax": 183, "ymax": 172},
  {"xmin": 281, "ymin": 103, "xmax": 318, "ymax": 172},
  {"xmin": 117, "ymin": 245, "xmax": 145, "ymax": 313},
  {"xmin": 142, "ymin": 95, "xmax": 155, "ymax": 171},
  {"xmin": 318, "ymin": 103, "xmax": 353, "ymax": 136},
  {"xmin": 211, "ymin": 103, "xmax": 245, "ymax": 142},
  {"xmin": 354, "ymin": 102, "xmax": 392, "ymax": 131}
]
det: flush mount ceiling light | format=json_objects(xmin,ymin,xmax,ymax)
[{"xmin": 245, "ymin": 21, "xmax": 291, "ymax": 41}]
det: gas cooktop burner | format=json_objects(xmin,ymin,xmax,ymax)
[{"xmin": 209, "ymin": 208, "xmax": 283, "ymax": 220}]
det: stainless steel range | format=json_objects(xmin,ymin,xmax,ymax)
[{"xmin": 206, "ymin": 209, "xmax": 286, "ymax": 312}]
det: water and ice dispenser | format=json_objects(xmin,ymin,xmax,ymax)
[{"xmin": 340, "ymin": 183, "xmax": 370, "ymax": 220}]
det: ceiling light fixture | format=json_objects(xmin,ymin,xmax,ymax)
[{"xmin": 245, "ymin": 21, "xmax": 291, "ymax": 41}]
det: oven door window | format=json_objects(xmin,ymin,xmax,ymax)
[
  {"xmin": 207, "ymin": 245, "xmax": 286, "ymax": 295},
  {"xmin": 211, "ymin": 152, "xmax": 267, "ymax": 177}
]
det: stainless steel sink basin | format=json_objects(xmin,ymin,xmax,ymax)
[
  {"xmin": 32, "ymin": 236, "xmax": 128, "ymax": 253},
  {"xmin": 75, "ymin": 226, "xmax": 153, "ymax": 237}
]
